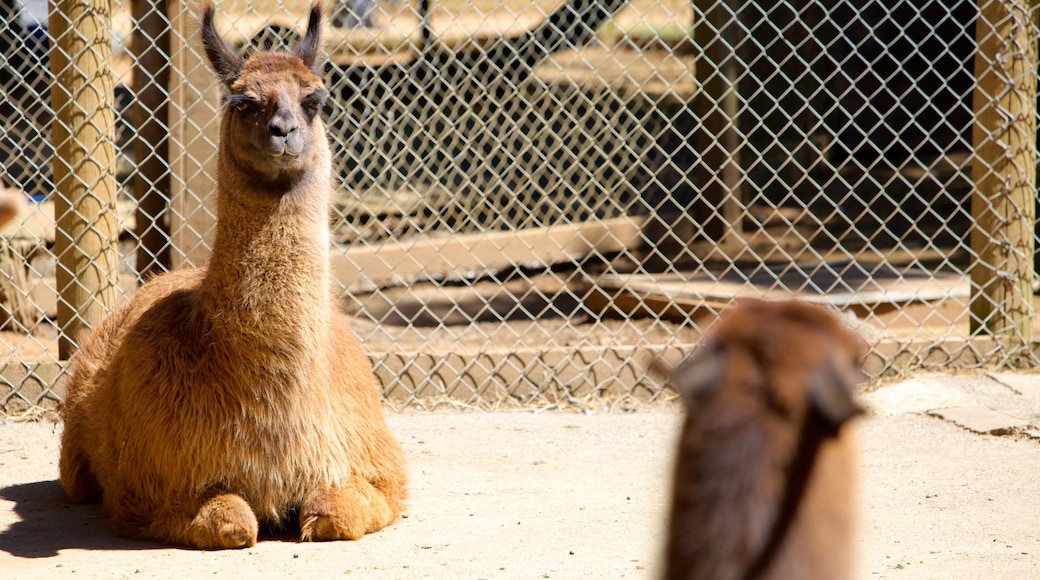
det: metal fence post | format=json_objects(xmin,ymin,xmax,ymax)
[
  {"xmin": 49, "ymin": 0, "xmax": 121, "ymax": 359},
  {"xmin": 970, "ymin": 0, "xmax": 1037, "ymax": 342}
]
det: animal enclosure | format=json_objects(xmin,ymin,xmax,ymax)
[{"xmin": 0, "ymin": 0, "xmax": 1037, "ymax": 414}]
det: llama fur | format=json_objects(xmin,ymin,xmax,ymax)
[
  {"xmin": 58, "ymin": 3, "xmax": 406, "ymax": 549},
  {"xmin": 0, "ymin": 185, "xmax": 24, "ymax": 227},
  {"xmin": 663, "ymin": 300, "xmax": 864, "ymax": 580}
]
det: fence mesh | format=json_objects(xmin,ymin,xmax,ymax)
[{"xmin": 0, "ymin": 0, "xmax": 1037, "ymax": 413}]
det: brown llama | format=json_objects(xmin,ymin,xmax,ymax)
[
  {"xmin": 662, "ymin": 300, "xmax": 864, "ymax": 580},
  {"xmin": 58, "ymin": 3, "xmax": 406, "ymax": 549},
  {"xmin": 0, "ymin": 184, "xmax": 24, "ymax": 227}
]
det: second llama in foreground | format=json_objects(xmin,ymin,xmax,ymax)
[
  {"xmin": 663, "ymin": 300, "xmax": 865, "ymax": 580},
  {"xmin": 58, "ymin": 3, "xmax": 406, "ymax": 549}
]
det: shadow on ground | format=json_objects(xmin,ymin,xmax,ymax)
[
  {"xmin": 0, "ymin": 480, "xmax": 151, "ymax": 557},
  {"xmin": 1, "ymin": 480, "xmax": 326, "ymax": 557}
]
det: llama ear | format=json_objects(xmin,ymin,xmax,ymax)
[
  {"xmin": 200, "ymin": 3, "xmax": 245, "ymax": 86},
  {"xmin": 807, "ymin": 356, "xmax": 864, "ymax": 433},
  {"xmin": 295, "ymin": 3, "xmax": 326, "ymax": 75},
  {"xmin": 671, "ymin": 341, "xmax": 724, "ymax": 408}
]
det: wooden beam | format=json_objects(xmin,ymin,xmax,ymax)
[
  {"xmin": 692, "ymin": 0, "xmax": 746, "ymax": 258},
  {"xmin": 332, "ymin": 216, "xmax": 647, "ymax": 291},
  {"xmin": 132, "ymin": 0, "xmax": 173, "ymax": 278}
]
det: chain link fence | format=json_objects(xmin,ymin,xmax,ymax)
[{"xmin": 0, "ymin": 0, "xmax": 1037, "ymax": 414}]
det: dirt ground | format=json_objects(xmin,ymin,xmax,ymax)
[{"xmin": 2, "ymin": 372, "xmax": 1040, "ymax": 579}]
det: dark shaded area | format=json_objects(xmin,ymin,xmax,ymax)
[
  {"xmin": 826, "ymin": 0, "xmax": 976, "ymax": 164},
  {"xmin": 131, "ymin": 0, "xmax": 173, "ymax": 278},
  {"xmin": 815, "ymin": 0, "xmax": 977, "ymax": 255},
  {"xmin": 0, "ymin": 480, "xmax": 151, "ymax": 557},
  {"xmin": 319, "ymin": 0, "xmax": 979, "ymax": 256},
  {"xmin": 736, "ymin": 0, "xmax": 976, "ymax": 237}
]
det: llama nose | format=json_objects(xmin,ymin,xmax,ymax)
[{"xmin": 268, "ymin": 113, "xmax": 298, "ymax": 138}]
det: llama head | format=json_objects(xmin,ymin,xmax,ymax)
[
  {"xmin": 673, "ymin": 300, "xmax": 865, "ymax": 432},
  {"xmin": 200, "ymin": 3, "xmax": 328, "ymax": 183}
]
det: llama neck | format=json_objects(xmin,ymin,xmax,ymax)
[
  {"xmin": 201, "ymin": 148, "xmax": 334, "ymax": 354},
  {"xmin": 667, "ymin": 418, "xmax": 789, "ymax": 580}
]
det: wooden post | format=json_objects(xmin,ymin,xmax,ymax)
[
  {"xmin": 132, "ymin": 0, "xmax": 172, "ymax": 279},
  {"xmin": 167, "ymin": 0, "xmax": 221, "ymax": 269},
  {"xmin": 49, "ymin": 0, "xmax": 121, "ymax": 359},
  {"xmin": 692, "ymin": 0, "xmax": 745, "ymax": 258},
  {"xmin": 970, "ymin": 0, "xmax": 1037, "ymax": 341},
  {"xmin": 0, "ymin": 0, "xmax": 16, "ymax": 75}
]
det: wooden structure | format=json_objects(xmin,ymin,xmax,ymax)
[
  {"xmin": 6, "ymin": 0, "xmax": 1038, "ymax": 414},
  {"xmin": 970, "ymin": 0, "xmax": 1037, "ymax": 344},
  {"xmin": 49, "ymin": 0, "xmax": 121, "ymax": 358}
]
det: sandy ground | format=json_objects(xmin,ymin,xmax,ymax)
[{"xmin": 2, "ymin": 372, "xmax": 1040, "ymax": 579}]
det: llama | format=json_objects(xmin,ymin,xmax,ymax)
[
  {"xmin": 58, "ymin": 3, "xmax": 406, "ymax": 549},
  {"xmin": 0, "ymin": 184, "xmax": 24, "ymax": 227},
  {"xmin": 662, "ymin": 300, "xmax": 864, "ymax": 580}
]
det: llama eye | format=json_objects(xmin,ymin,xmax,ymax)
[
  {"xmin": 229, "ymin": 95, "xmax": 260, "ymax": 114},
  {"xmin": 302, "ymin": 91, "xmax": 327, "ymax": 116}
]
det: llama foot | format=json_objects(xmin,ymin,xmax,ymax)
[
  {"xmin": 185, "ymin": 493, "xmax": 258, "ymax": 549},
  {"xmin": 299, "ymin": 481, "xmax": 393, "ymax": 542}
]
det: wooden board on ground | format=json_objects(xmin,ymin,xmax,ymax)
[
  {"xmin": 589, "ymin": 260, "xmax": 971, "ymax": 321},
  {"xmin": 332, "ymin": 216, "xmax": 647, "ymax": 292}
]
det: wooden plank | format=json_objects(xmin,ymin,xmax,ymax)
[
  {"xmin": 332, "ymin": 216, "xmax": 647, "ymax": 291},
  {"xmin": 599, "ymin": 272, "xmax": 969, "ymax": 309},
  {"xmin": 592, "ymin": 266, "xmax": 971, "ymax": 309},
  {"xmin": 4, "ymin": 217, "xmax": 646, "ymax": 316}
]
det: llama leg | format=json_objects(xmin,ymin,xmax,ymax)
[
  {"xmin": 173, "ymin": 492, "xmax": 259, "ymax": 549},
  {"xmin": 299, "ymin": 475, "xmax": 395, "ymax": 541}
]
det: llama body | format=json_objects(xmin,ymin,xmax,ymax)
[
  {"xmin": 59, "ymin": 4, "xmax": 405, "ymax": 548},
  {"xmin": 664, "ymin": 300, "xmax": 863, "ymax": 580}
]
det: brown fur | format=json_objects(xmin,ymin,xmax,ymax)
[
  {"xmin": 663, "ymin": 300, "xmax": 864, "ymax": 580},
  {"xmin": 0, "ymin": 185, "xmax": 24, "ymax": 227},
  {"xmin": 58, "ymin": 3, "xmax": 406, "ymax": 549}
]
